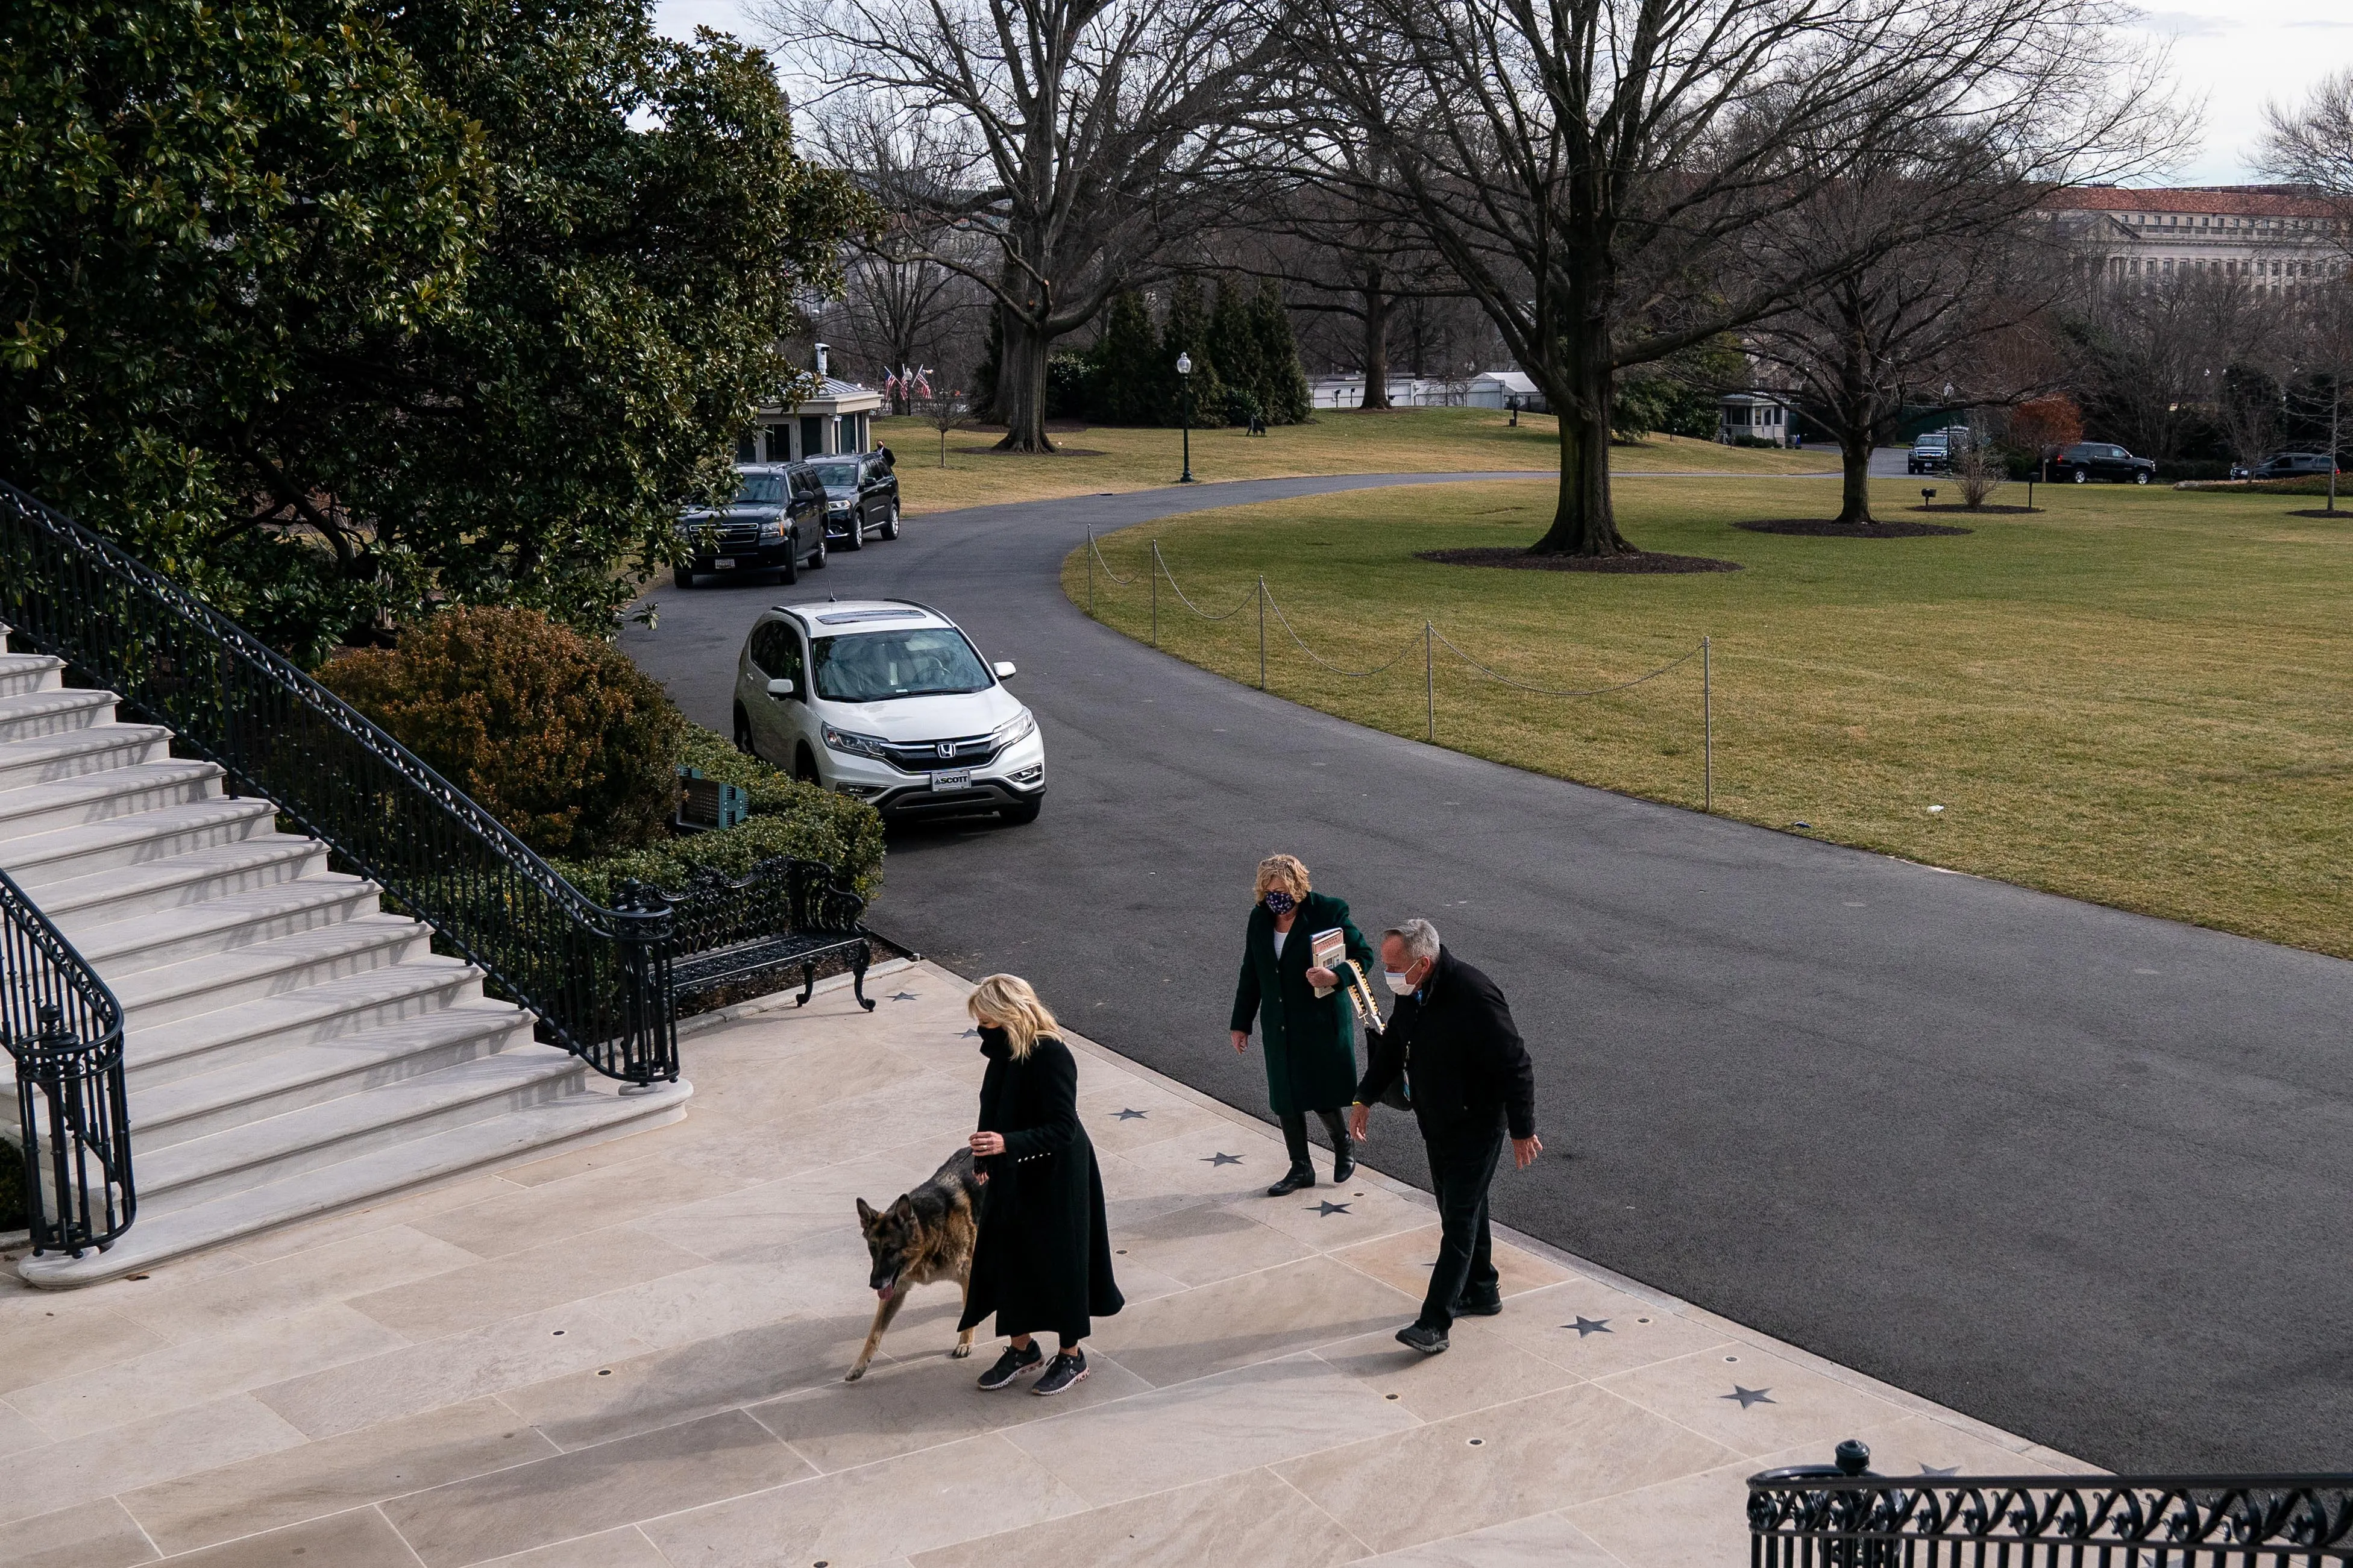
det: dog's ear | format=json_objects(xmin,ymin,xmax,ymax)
[
  {"xmin": 855, "ymin": 1197, "xmax": 878, "ymax": 1227},
  {"xmin": 888, "ymin": 1194, "xmax": 916, "ymax": 1218}
]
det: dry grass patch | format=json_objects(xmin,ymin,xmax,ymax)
[
  {"xmin": 877, "ymin": 407, "xmax": 1828, "ymax": 515},
  {"xmin": 1064, "ymin": 476, "xmax": 2353, "ymax": 957}
]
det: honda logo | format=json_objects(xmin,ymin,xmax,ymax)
[{"xmin": 936, "ymin": 742, "xmax": 958, "ymax": 758}]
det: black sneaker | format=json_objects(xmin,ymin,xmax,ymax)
[
  {"xmin": 1450, "ymin": 1294, "xmax": 1504, "ymax": 1318},
  {"xmin": 1396, "ymin": 1322, "xmax": 1450, "ymax": 1355},
  {"xmin": 1032, "ymin": 1350, "xmax": 1089, "ymax": 1396},
  {"xmin": 1265, "ymin": 1164, "xmax": 1315, "ymax": 1197},
  {"xmin": 976, "ymin": 1341, "xmax": 1043, "ymax": 1391}
]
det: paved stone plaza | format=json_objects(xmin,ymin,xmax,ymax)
[{"xmin": 0, "ymin": 962, "xmax": 2085, "ymax": 1567}]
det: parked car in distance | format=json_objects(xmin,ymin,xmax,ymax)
[
  {"xmin": 675, "ymin": 464, "xmax": 829, "ymax": 588},
  {"xmin": 732, "ymin": 599, "xmax": 1045, "ymax": 825},
  {"xmin": 2051, "ymin": 442, "xmax": 2156, "ymax": 485},
  {"xmin": 1906, "ymin": 426, "xmax": 1978, "ymax": 475},
  {"xmin": 2229, "ymin": 451, "xmax": 2340, "ymax": 480},
  {"xmin": 806, "ymin": 451, "xmax": 902, "ymax": 550}
]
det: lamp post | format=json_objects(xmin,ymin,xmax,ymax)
[{"xmin": 1176, "ymin": 353, "xmax": 1195, "ymax": 483}]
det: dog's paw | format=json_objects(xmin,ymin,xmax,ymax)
[
  {"xmin": 843, "ymin": 1365, "xmax": 867, "ymax": 1382},
  {"xmin": 949, "ymin": 1343, "xmax": 973, "ymax": 1359}
]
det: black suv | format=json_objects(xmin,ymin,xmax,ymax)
[
  {"xmin": 805, "ymin": 451, "xmax": 901, "ymax": 550},
  {"xmin": 2051, "ymin": 442, "xmax": 2156, "ymax": 485},
  {"xmin": 674, "ymin": 464, "xmax": 829, "ymax": 588},
  {"xmin": 2230, "ymin": 452, "xmax": 2339, "ymax": 480}
]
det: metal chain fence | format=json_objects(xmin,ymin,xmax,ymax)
[{"xmin": 1084, "ymin": 529, "xmax": 1715, "ymax": 811}]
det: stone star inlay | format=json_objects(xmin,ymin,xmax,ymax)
[
  {"xmin": 1919, "ymin": 1464, "xmax": 1961, "ymax": 1477},
  {"xmin": 1722, "ymin": 1385, "xmax": 1776, "ymax": 1409},
  {"xmin": 1312, "ymin": 1200, "xmax": 1351, "ymax": 1216},
  {"xmin": 888, "ymin": 991, "xmax": 919, "ymax": 1002},
  {"xmin": 1566, "ymin": 1316, "xmax": 1612, "ymax": 1337},
  {"xmin": 1202, "ymin": 1152, "xmax": 1243, "ymax": 1167},
  {"xmin": 1113, "ymin": 1108, "xmax": 1148, "ymax": 1121}
]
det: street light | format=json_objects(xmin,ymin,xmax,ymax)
[{"xmin": 1176, "ymin": 353, "xmax": 1195, "ymax": 483}]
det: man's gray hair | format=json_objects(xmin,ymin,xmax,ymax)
[{"xmin": 1383, "ymin": 919, "xmax": 1440, "ymax": 964}]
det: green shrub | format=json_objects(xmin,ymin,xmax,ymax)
[
  {"xmin": 555, "ymin": 726, "xmax": 885, "ymax": 906},
  {"xmin": 318, "ymin": 607, "xmax": 685, "ymax": 858},
  {"xmin": 0, "ymin": 1128, "xmax": 24, "ymax": 1234}
]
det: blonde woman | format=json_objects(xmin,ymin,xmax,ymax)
[
  {"xmin": 1230, "ymin": 854, "xmax": 1377, "ymax": 1197},
  {"xmin": 959, "ymin": 974, "xmax": 1124, "ymax": 1395}
]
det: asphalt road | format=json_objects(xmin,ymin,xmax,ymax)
[{"xmin": 622, "ymin": 469, "xmax": 2353, "ymax": 1472}]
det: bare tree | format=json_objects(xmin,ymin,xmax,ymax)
[
  {"xmin": 1272, "ymin": 0, "xmax": 2185, "ymax": 556},
  {"xmin": 2063, "ymin": 271, "xmax": 2297, "ymax": 462},
  {"xmin": 2261, "ymin": 69, "xmax": 2353, "ymax": 265},
  {"xmin": 1746, "ymin": 170, "xmax": 2072, "ymax": 524},
  {"xmin": 765, "ymin": 0, "xmax": 1275, "ymax": 452}
]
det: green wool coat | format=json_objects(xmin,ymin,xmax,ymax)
[{"xmin": 1230, "ymin": 892, "xmax": 1377, "ymax": 1115}]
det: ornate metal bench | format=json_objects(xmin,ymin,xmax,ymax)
[{"xmin": 643, "ymin": 856, "xmax": 875, "ymax": 1012}]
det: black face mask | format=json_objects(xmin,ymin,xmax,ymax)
[{"xmin": 1264, "ymin": 890, "xmax": 1296, "ymax": 917}]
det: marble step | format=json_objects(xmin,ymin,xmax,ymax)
[
  {"xmin": 0, "ymin": 723, "xmax": 175, "ymax": 796},
  {"xmin": 134, "ymin": 1043, "xmax": 591, "ymax": 1217},
  {"xmin": 111, "ymin": 915, "xmax": 431, "ymax": 1031},
  {"xmin": 57, "ymin": 874, "xmax": 381, "ymax": 974},
  {"xmin": 0, "ymin": 686, "xmax": 115, "ymax": 745},
  {"xmin": 0, "ymin": 652, "xmax": 63, "ymax": 698},
  {"xmin": 17, "ymin": 1074, "xmax": 694, "ymax": 1288},
  {"xmin": 127, "ymin": 955, "xmax": 486, "ymax": 1087},
  {"xmin": 0, "ymin": 795, "xmax": 275, "ymax": 889},
  {"xmin": 24, "ymin": 835, "xmax": 325, "ymax": 928},
  {"xmin": 0, "ymin": 759, "xmax": 222, "ymax": 845},
  {"xmin": 131, "ymin": 1001, "xmax": 536, "ymax": 1151}
]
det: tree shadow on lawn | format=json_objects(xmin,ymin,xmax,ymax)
[{"xmin": 1417, "ymin": 547, "xmax": 1741, "ymax": 573}]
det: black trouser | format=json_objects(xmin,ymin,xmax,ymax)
[
  {"xmin": 1419, "ymin": 1128, "xmax": 1503, "ymax": 1332},
  {"xmin": 1280, "ymin": 1108, "xmax": 1352, "ymax": 1173}
]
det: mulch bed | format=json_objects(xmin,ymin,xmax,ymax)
[
  {"xmin": 1418, "ymin": 547, "xmax": 1742, "ymax": 574},
  {"xmin": 1735, "ymin": 518, "xmax": 1971, "ymax": 539},
  {"xmin": 2287, "ymin": 508, "xmax": 2353, "ymax": 519},
  {"xmin": 1906, "ymin": 503, "xmax": 2041, "ymax": 516},
  {"xmin": 975, "ymin": 445, "xmax": 1108, "ymax": 457}
]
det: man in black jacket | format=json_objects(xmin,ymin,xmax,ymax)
[{"xmin": 1348, "ymin": 919, "xmax": 1540, "ymax": 1355}]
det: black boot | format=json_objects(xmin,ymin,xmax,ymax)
[
  {"xmin": 1268, "ymin": 1111, "xmax": 1316, "ymax": 1196},
  {"xmin": 1319, "ymin": 1108, "xmax": 1357, "ymax": 1184}
]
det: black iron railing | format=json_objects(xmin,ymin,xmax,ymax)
[
  {"xmin": 1751, "ymin": 1441, "xmax": 2353, "ymax": 1567},
  {"xmin": 660, "ymin": 856, "xmax": 876, "ymax": 1011},
  {"xmin": 0, "ymin": 479, "xmax": 677, "ymax": 1086},
  {"xmin": 1, "ymin": 867, "xmax": 134, "ymax": 1255}
]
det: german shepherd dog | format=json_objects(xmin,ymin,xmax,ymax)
[{"xmin": 847, "ymin": 1148, "xmax": 985, "ymax": 1381}]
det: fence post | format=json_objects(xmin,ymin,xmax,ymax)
[
  {"xmin": 1257, "ymin": 577, "xmax": 1267, "ymax": 691},
  {"xmin": 1703, "ymin": 636, "xmax": 1712, "ymax": 814},
  {"xmin": 1150, "ymin": 542, "xmax": 1158, "ymax": 648},
  {"xmin": 1086, "ymin": 528, "xmax": 1094, "ymax": 618},
  {"xmin": 1424, "ymin": 622, "xmax": 1434, "ymax": 741}
]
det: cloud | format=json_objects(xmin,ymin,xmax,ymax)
[{"xmin": 2132, "ymin": 8, "xmax": 2228, "ymax": 34}]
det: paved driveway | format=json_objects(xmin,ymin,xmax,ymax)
[{"xmin": 622, "ymin": 471, "xmax": 2353, "ymax": 1471}]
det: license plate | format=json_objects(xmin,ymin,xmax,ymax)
[
  {"xmin": 713, "ymin": 557, "xmax": 735, "ymax": 569},
  {"xmin": 931, "ymin": 770, "xmax": 970, "ymax": 792}
]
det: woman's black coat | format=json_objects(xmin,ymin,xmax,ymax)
[
  {"xmin": 958, "ymin": 1029, "xmax": 1123, "ymax": 1343},
  {"xmin": 1230, "ymin": 892, "xmax": 1377, "ymax": 1116}
]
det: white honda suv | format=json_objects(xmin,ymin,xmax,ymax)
[{"xmin": 731, "ymin": 600, "xmax": 1045, "ymax": 824}]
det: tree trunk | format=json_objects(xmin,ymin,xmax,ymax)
[
  {"xmin": 1528, "ymin": 330, "xmax": 1629, "ymax": 556},
  {"xmin": 994, "ymin": 315, "xmax": 1055, "ymax": 453},
  {"xmin": 1359, "ymin": 284, "xmax": 1390, "ymax": 409},
  {"xmin": 1836, "ymin": 430, "xmax": 1874, "ymax": 523}
]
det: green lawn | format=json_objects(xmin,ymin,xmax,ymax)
[
  {"xmin": 874, "ymin": 406, "xmax": 1826, "ymax": 515},
  {"xmin": 1064, "ymin": 476, "xmax": 2353, "ymax": 958}
]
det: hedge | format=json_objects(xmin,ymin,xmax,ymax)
[{"xmin": 553, "ymin": 726, "xmax": 887, "ymax": 907}]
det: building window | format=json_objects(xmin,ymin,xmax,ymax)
[
  {"xmin": 736, "ymin": 429, "xmax": 757, "ymax": 463},
  {"xmin": 801, "ymin": 414, "xmax": 824, "ymax": 456}
]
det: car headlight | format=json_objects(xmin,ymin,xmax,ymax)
[
  {"xmin": 827, "ymin": 500, "xmax": 851, "ymax": 515},
  {"xmin": 759, "ymin": 517, "xmax": 787, "ymax": 539},
  {"xmin": 991, "ymin": 708, "xmax": 1037, "ymax": 749},
  {"xmin": 822, "ymin": 723, "xmax": 892, "ymax": 761}
]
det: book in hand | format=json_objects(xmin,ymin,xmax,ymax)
[{"xmin": 1308, "ymin": 928, "xmax": 1347, "ymax": 996}]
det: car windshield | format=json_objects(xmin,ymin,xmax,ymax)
[
  {"xmin": 732, "ymin": 474, "xmax": 787, "ymax": 504},
  {"xmin": 811, "ymin": 627, "xmax": 991, "ymax": 701},
  {"xmin": 809, "ymin": 462, "xmax": 860, "ymax": 489}
]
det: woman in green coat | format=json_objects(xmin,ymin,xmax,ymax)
[{"xmin": 1230, "ymin": 854, "xmax": 1378, "ymax": 1196}]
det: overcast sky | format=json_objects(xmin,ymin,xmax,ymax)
[{"xmin": 653, "ymin": 0, "xmax": 2349, "ymax": 187}]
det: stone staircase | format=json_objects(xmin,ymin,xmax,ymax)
[{"xmin": 0, "ymin": 630, "xmax": 692, "ymax": 1287}]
